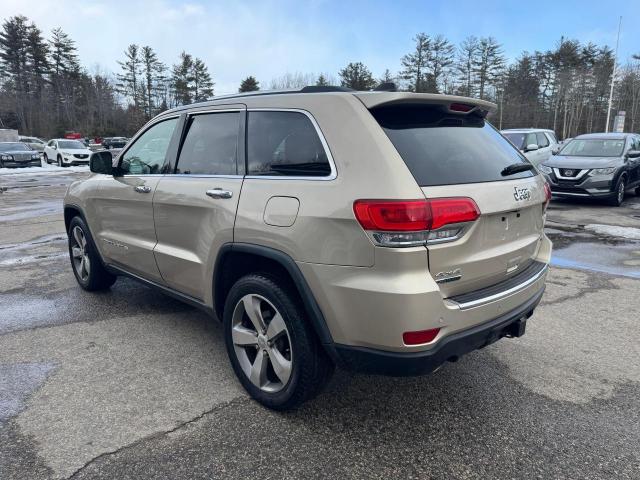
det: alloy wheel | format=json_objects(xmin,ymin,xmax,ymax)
[
  {"xmin": 70, "ymin": 226, "xmax": 91, "ymax": 282},
  {"xmin": 231, "ymin": 294, "xmax": 293, "ymax": 393}
]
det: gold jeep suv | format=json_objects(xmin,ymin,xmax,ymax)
[{"xmin": 63, "ymin": 87, "xmax": 552, "ymax": 410}]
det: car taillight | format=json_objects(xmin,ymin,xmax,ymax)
[
  {"xmin": 543, "ymin": 182, "xmax": 552, "ymax": 213},
  {"xmin": 353, "ymin": 198, "xmax": 480, "ymax": 247}
]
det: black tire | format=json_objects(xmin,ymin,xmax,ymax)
[
  {"xmin": 223, "ymin": 273, "xmax": 334, "ymax": 410},
  {"xmin": 57, "ymin": 155, "xmax": 64, "ymax": 167},
  {"xmin": 68, "ymin": 216, "xmax": 117, "ymax": 291},
  {"xmin": 608, "ymin": 176, "xmax": 626, "ymax": 206},
  {"xmin": 43, "ymin": 153, "xmax": 48, "ymax": 164}
]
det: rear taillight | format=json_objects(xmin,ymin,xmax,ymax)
[
  {"xmin": 353, "ymin": 198, "xmax": 480, "ymax": 247},
  {"xmin": 543, "ymin": 182, "xmax": 552, "ymax": 213}
]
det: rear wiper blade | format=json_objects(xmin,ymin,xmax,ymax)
[{"xmin": 501, "ymin": 163, "xmax": 535, "ymax": 176}]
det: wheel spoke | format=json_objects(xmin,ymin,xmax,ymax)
[
  {"xmin": 267, "ymin": 347, "xmax": 292, "ymax": 385},
  {"xmin": 266, "ymin": 313, "xmax": 287, "ymax": 341},
  {"xmin": 73, "ymin": 227, "xmax": 83, "ymax": 247},
  {"xmin": 71, "ymin": 246, "xmax": 83, "ymax": 259},
  {"xmin": 243, "ymin": 295, "xmax": 266, "ymax": 333},
  {"xmin": 79, "ymin": 257, "xmax": 86, "ymax": 278},
  {"xmin": 232, "ymin": 325, "xmax": 258, "ymax": 346},
  {"xmin": 83, "ymin": 255, "xmax": 91, "ymax": 276},
  {"xmin": 249, "ymin": 351, "xmax": 268, "ymax": 388}
]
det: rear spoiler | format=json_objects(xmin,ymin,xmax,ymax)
[{"xmin": 353, "ymin": 92, "xmax": 496, "ymax": 117}]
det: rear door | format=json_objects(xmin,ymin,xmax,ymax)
[
  {"xmin": 372, "ymin": 104, "xmax": 547, "ymax": 297},
  {"xmin": 536, "ymin": 132, "xmax": 552, "ymax": 164},
  {"xmin": 152, "ymin": 105, "xmax": 245, "ymax": 300}
]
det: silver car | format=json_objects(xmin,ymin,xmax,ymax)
[{"xmin": 501, "ymin": 129, "xmax": 559, "ymax": 166}]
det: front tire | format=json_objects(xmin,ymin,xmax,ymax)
[
  {"xmin": 43, "ymin": 153, "xmax": 48, "ymax": 164},
  {"xmin": 608, "ymin": 177, "xmax": 626, "ymax": 206},
  {"xmin": 223, "ymin": 273, "xmax": 333, "ymax": 410},
  {"xmin": 68, "ymin": 216, "xmax": 117, "ymax": 291},
  {"xmin": 57, "ymin": 155, "xmax": 63, "ymax": 167}
]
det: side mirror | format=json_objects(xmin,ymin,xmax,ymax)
[
  {"xmin": 525, "ymin": 144, "xmax": 539, "ymax": 152},
  {"xmin": 626, "ymin": 149, "xmax": 640, "ymax": 159},
  {"xmin": 89, "ymin": 151, "xmax": 113, "ymax": 174},
  {"xmin": 551, "ymin": 146, "xmax": 561, "ymax": 155}
]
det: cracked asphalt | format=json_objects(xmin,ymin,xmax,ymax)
[{"xmin": 1, "ymin": 169, "xmax": 639, "ymax": 479}]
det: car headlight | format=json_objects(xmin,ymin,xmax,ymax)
[
  {"xmin": 1, "ymin": 154, "xmax": 13, "ymax": 161},
  {"xmin": 590, "ymin": 167, "xmax": 616, "ymax": 176},
  {"xmin": 31, "ymin": 153, "xmax": 40, "ymax": 160},
  {"xmin": 538, "ymin": 165, "xmax": 553, "ymax": 174}
]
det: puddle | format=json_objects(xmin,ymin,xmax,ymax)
[
  {"xmin": 547, "ymin": 230, "xmax": 640, "ymax": 278},
  {"xmin": 0, "ymin": 200, "xmax": 63, "ymax": 221},
  {"xmin": 0, "ymin": 234, "xmax": 67, "ymax": 267},
  {"xmin": 0, "ymin": 362, "xmax": 56, "ymax": 421}
]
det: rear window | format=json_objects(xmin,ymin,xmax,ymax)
[{"xmin": 372, "ymin": 105, "xmax": 534, "ymax": 186}]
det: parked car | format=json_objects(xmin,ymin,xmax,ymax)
[
  {"xmin": 538, "ymin": 132, "xmax": 640, "ymax": 206},
  {"xmin": 0, "ymin": 142, "xmax": 42, "ymax": 168},
  {"xmin": 501, "ymin": 128, "xmax": 559, "ymax": 166},
  {"xmin": 102, "ymin": 137, "xmax": 128, "ymax": 149},
  {"xmin": 43, "ymin": 139, "xmax": 93, "ymax": 167},
  {"xmin": 19, "ymin": 136, "xmax": 46, "ymax": 153},
  {"xmin": 64, "ymin": 88, "xmax": 552, "ymax": 409}
]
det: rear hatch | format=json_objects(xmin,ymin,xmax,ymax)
[{"xmin": 368, "ymin": 99, "xmax": 547, "ymax": 297}]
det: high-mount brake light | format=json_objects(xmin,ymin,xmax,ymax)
[
  {"xmin": 449, "ymin": 103, "xmax": 474, "ymax": 113},
  {"xmin": 353, "ymin": 198, "xmax": 480, "ymax": 247}
]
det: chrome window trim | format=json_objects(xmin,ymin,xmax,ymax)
[
  {"xmin": 244, "ymin": 108, "xmax": 337, "ymax": 181},
  {"xmin": 552, "ymin": 167, "xmax": 589, "ymax": 180},
  {"xmin": 452, "ymin": 263, "xmax": 548, "ymax": 310}
]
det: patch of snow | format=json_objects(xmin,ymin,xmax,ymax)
[
  {"xmin": 0, "ymin": 160, "xmax": 89, "ymax": 176},
  {"xmin": 584, "ymin": 224, "xmax": 640, "ymax": 240}
]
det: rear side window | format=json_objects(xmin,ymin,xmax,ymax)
[
  {"xmin": 176, "ymin": 112, "xmax": 240, "ymax": 175},
  {"xmin": 247, "ymin": 111, "xmax": 331, "ymax": 177},
  {"xmin": 372, "ymin": 105, "xmax": 533, "ymax": 186}
]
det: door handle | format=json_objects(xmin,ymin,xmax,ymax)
[
  {"xmin": 206, "ymin": 188, "xmax": 233, "ymax": 199},
  {"xmin": 134, "ymin": 185, "xmax": 152, "ymax": 193}
]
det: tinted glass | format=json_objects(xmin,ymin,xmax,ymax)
[
  {"xmin": 176, "ymin": 112, "xmax": 239, "ymax": 175},
  {"xmin": 372, "ymin": 105, "xmax": 533, "ymax": 186},
  {"xmin": 120, "ymin": 118, "xmax": 178, "ymax": 174},
  {"xmin": 536, "ymin": 132, "xmax": 549, "ymax": 147},
  {"xmin": 247, "ymin": 111, "xmax": 331, "ymax": 176},
  {"xmin": 1, "ymin": 143, "xmax": 30, "ymax": 151},
  {"xmin": 559, "ymin": 138, "xmax": 625, "ymax": 157},
  {"xmin": 524, "ymin": 133, "xmax": 537, "ymax": 147},
  {"xmin": 503, "ymin": 132, "xmax": 525, "ymax": 149}
]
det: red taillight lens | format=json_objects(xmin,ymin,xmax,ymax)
[
  {"xmin": 403, "ymin": 328, "xmax": 441, "ymax": 345},
  {"xmin": 429, "ymin": 198, "xmax": 480, "ymax": 230},
  {"xmin": 353, "ymin": 198, "xmax": 480, "ymax": 232},
  {"xmin": 353, "ymin": 200, "xmax": 430, "ymax": 231},
  {"xmin": 449, "ymin": 103, "xmax": 474, "ymax": 113}
]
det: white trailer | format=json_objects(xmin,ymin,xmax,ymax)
[{"xmin": 0, "ymin": 129, "xmax": 19, "ymax": 142}]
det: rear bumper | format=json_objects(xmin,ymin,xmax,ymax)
[{"xmin": 334, "ymin": 286, "xmax": 544, "ymax": 376}]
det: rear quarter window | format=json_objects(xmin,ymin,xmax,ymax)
[{"xmin": 371, "ymin": 105, "xmax": 534, "ymax": 186}]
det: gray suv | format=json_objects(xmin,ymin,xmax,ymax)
[
  {"xmin": 64, "ymin": 87, "xmax": 552, "ymax": 409},
  {"xmin": 538, "ymin": 132, "xmax": 640, "ymax": 206}
]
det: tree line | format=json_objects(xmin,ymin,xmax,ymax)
[{"xmin": 1, "ymin": 15, "xmax": 639, "ymax": 139}]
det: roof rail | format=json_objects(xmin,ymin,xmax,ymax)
[
  {"xmin": 300, "ymin": 85, "xmax": 354, "ymax": 93},
  {"xmin": 374, "ymin": 82, "xmax": 397, "ymax": 92}
]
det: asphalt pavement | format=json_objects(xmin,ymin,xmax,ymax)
[{"xmin": 1, "ymin": 168, "xmax": 639, "ymax": 479}]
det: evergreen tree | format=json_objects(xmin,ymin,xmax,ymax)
[
  {"xmin": 192, "ymin": 57, "xmax": 214, "ymax": 101},
  {"xmin": 140, "ymin": 45, "xmax": 165, "ymax": 118},
  {"xmin": 316, "ymin": 73, "xmax": 329, "ymax": 86},
  {"xmin": 171, "ymin": 51, "xmax": 194, "ymax": 105},
  {"xmin": 339, "ymin": 62, "xmax": 375, "ymax": 90},
  {"xmin": 429, "ymin": 34, "xmax": 455, "ymax": 92},
  {"xmin": 400, "ymin": 33, "xmax": 434, "ymax": 92},
  {"xmin": 117, "ymin": 44, "xmax": 142, "ymax": 108},
  {"xmin": 49, "ymin": 27, "xmax": 78, "ymax": 75},
  {"xmin": 457, "ymin": 36, "xmax": 479, "ymax": 96},
  {"xmin": 239, "ymin": 76, "xmax": 259, "ymax": 92},
  {"xmin": 473, "ymin": 37, "xmax": 505, "ymax": 99}
]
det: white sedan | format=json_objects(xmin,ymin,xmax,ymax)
[{"xmin": 43, "ymin": 139, "xmax": 93, "ymax": 167}]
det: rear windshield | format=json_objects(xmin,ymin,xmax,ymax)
[
  {"xmin": 371, "ymin": 105, "xmax": 534, "ymax": 186},
  {"xmin": 559, "ymin": 138, "xmax": 625, "ymax": 157}
]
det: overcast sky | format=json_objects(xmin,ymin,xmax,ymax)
[{"xmin": 3, "ymin": 0, "xmax": 638, "ymax": 94}]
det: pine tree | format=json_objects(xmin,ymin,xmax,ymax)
[
  {"xmin": 429, "ymin": 34, "xmax": 455, "ymax": 92},
  {"xmin": 49, "ymin": 27, "xmax": 78, "ymax": 75},
  {"xmin": 400, "ymin": 33, "xmax": 434, "ymax": 92},
  {"xmin": 473, "ymin": 37, "xmax": 505, "ymax": 99},
  {"xmin": 457, "ymin": 36, "xmax": 479, "ymax": 97},
  {"xmin": 316, "ymin": 74, "xmax": 329, "ymax": 86},
  {"xmin": 117, "ymin": 44, "xmax": 142, "ymax": 108},
  {"xmin": 140, "ymin": 46, "xmax": 165, "ymax": 118},
  {"xmin": 192, "ymin": 58, "xmax": 214, "ymax": 101},
  {"xmin": 239, "ymin": 76, "xmax": 259, "ymax": 92},
  {"xmin": 339, "ymin": 62, "xmax": 375, "ymax": 90},
  {"xmin": 171, "ymin": 51, "xmax": 194, "ymax": 105}
]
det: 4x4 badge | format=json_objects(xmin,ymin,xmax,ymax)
[{"xmin": 513, "ymin": 186, "xmax": 531, "ymax": 201}]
